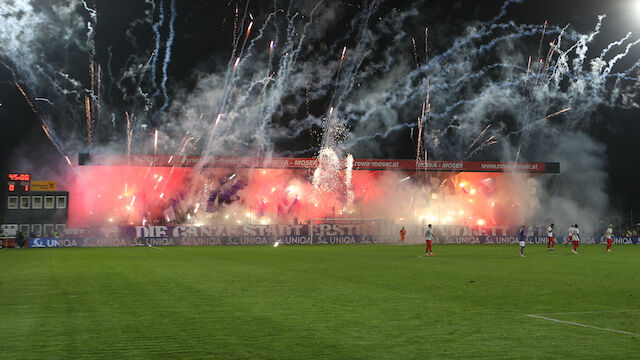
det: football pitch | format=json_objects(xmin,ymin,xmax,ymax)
[{"xmin": 1, "ymin": 244, "xmax": 639, "ymax": 359}]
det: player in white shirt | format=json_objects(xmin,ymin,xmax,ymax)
[
  {"xmin": 605, "ymin": 224, "xmax": 613, "ymax": 252},
  {"xmin": 567, "ymin": 225, "xmax": 575, "ymax": 247},
  {"xmin": 546, "ymin": 223, "xmax": 555, "ymax": 251},
  {"xmin": 425, "ymin": 224, "xmax": 436, "ymax": 256},
  {"xmin": 571, "ymin": 224, "xmax": 580, "ymax": 254}
]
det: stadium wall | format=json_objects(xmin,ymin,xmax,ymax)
[{"xmin": 23, "ymin": 224, "xmax": 640, "ymax": 247}]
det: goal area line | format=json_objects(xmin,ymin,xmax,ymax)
[{"xmin": 526, "ymin": 313, "xmax": 640, "ymax": 337}]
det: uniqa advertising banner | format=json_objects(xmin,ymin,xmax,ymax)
[
  {"xmin": 32, "ymin": 224, "xmax": 640, "ymax": 247},
  {"xmin": 438, "ymin": 236, "xmax": 640, "ymax": 245},
  {"xmin": 27, "ymin": 235, "xmax": 640, "ymax": 248}
]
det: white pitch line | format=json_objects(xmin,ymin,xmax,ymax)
[
  {"xmin": 526, "ymin": 314, "xmax": 640, "ymax": 337},
  {"xmin": 533, "ymin": 310, "xmax": 639, "ymax": 316}
]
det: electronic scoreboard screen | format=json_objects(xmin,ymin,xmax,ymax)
[
  {"xmin": 7, "ymin": 173, "xmax": 31, "ymax": 192},
  {"xmin": 8, "ymin": 173, "xmax": 30, "ymax": 181}
]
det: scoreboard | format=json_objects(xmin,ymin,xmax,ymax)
[{"xmin": 7, "ymin": 173, "xmax": 31, "ymax": 192}]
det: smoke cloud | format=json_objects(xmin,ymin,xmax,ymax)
[{"xmin": 1, "ymin": 0, "xmax": 638, "ymax": 233}]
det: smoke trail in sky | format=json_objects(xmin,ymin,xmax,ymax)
[
  {"xmin": 489, "ymin": 0, "xmax": 524, "ymax": 24},
  {"xmin": 159, "ymin": 0, "xmax": 176, "ymax": 113},
  {"xmin": 150, "ymin": 0, "xmax": 165, "ymax": 108}
]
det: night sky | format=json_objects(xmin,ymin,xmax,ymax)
[{"xmin": 1, "ymin": 0, "xmax": 639, "ymax": 222}]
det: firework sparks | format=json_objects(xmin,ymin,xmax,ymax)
[
  {"xmin": 465, "ymin": 124, "xmax": 493, "ymax": 159},
  {"xmin": 411, "ymin": 37, "xmax": 419, "ymax": 68},
  {"xmin": 345, "ymin": 154, "xmax": 354, "ymax": 207},
  {"xmin": 514, "ymin": 107, "xmax": 572, "ymax": 161},
  {"xmin": 246, "ymin": 21, "xmax": 253, "ymax": 38},
  {"xmin": 13, "ymin": 81, "xmax": 72, "ymax": 168},
  {"xmin": 154, "ymin": 129, "xmax": 159, "ymax": 156},
  {"xmin": 523, "ymin": 55, "xmax": 532, "ymax": 92},
  {"xmin": 125, "ymin": 112, "xmax": 134, "ymax": 160},
  {"xmin": 85, "ymin": 95, "xmax": 92, "ymax": 152}
]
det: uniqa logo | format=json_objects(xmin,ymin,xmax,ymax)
[
  {"xmin": 32, "ymin": 238, "xmax": 45, "ymax": 248},
  {"xmin": 31, "ymin": 238, "xmax": 59, "ymax": 247}
]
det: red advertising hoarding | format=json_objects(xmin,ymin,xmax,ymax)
[{"xmin": 82, "ymin": 154, "xmax": 559, "ymax": 173}]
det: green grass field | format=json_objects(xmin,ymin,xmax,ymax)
[{"xmin": 1, "ymin": 244, "xmax": 639, "ymax": 359}]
